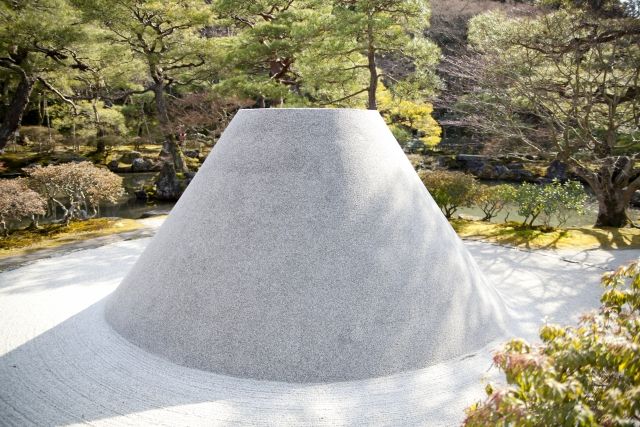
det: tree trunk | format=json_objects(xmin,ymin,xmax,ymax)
[
  {"xmin": 93, "ymin": 95, "xmax": 107, "ymax": 153},
  {"xmin": 595, "ymin": 188, "xmax": 630, "ymax": 227},
  {"xmin": 153, "ymin": 81, "xmax": 187, "ymax": 173},
  {"xmin": 366, "ymin": 18, "xmax": 378, "ymax": 111},
  {"xmin": 572, "ymin": 157, "xmax": 637, "ymax": 228},
  {"xmin": 0, "ymin": 75, "xmax": 36, "ymax": 151}
]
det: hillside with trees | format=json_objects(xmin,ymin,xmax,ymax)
[{"xmin": 1, "ymin": 0, "xmax": 639, "ymax": 229}]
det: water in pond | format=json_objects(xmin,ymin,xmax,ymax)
[{"xmin": 97, "ymin": 172, "xmax": 175, "ymax": 219}]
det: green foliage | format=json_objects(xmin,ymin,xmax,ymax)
[
  {"xmin": 0, "ymin": 0, "xmax": 89, "ymax": 72},
  {"xmin": 332, "ymin": 0, "xmax": 441, "ymax": 107},
  {"xmin": 464, "ymin": 259, "xmax": 640, "ymax": 426},
  {"xmin": 514, "ymin": 182, "xmax": 547, "ymax": 227},
  {"xmin": 378, "ymin": 84, "xmax": 442, "ymax": 148},
  {"xmin": 464, "ymin": 8, "xmax": 640, "ymax": 227},
  {"xmin": 215, "ymin": 0, "xmax": 339, "ymax": 105},
  {"xmin": 514, "ymin": 180, "xmax": 587, "ymax": 227},
  {"xmin": 475, "ymin": 184, "xmax": 516, "ymax": 221},
  {"xmin": 420, "ymin": 170, "xmax": 477, "ymax": 219},
  {"xmin": 542, "ymin": 179, "xmax": 588, "ymax": 227},
  {"xmin": 50, "ymin": 101, "xmax": 128, "ymax": 139}
]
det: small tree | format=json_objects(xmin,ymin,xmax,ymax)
[
  {"xmin": 0, "ymin": 178, "xmax": 47, "ymax": 236},
  {"xmin": 331, "ymin": 0, "xmax": 440, "ymax": 110},
  {"xmin": 464, "ymin": 259, "xmax": 640, "ymax": 426},
  {"xmin": 541, "ymin": 180, "xmax": 588, "ymax": 228},
  {"xmin": 475, "ymin": 184, "xmax": 516, "ymax": 222},
  {"xmin": 26, "ymin": 162, "xmax": 123, "ymax": 225},
  {"xmin": 514, "ymin": 180, "xmax": 588, "ymax": 228},
  {"xmin": 420, "ymin": 170, "xmax": 477, "ymax": 219},
  {"xmin": 455, "ymin": 8, "xmax": 640, "ymax": 227},
  {"xmin": 378, "ymin": 84, "xmax": 442, "ymax": 148}
]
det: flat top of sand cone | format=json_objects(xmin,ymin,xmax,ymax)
[{"xmin": 106, "ymin": 108, "xmax": 505, "ymax": 383}]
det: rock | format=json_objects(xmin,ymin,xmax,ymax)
[
  {"xmin": 134, "ymin": 190, "xmax": 148, "ymax": 201},
  {"xmin": 130, "ymin": 157, "xmax": 155, "ymax": 172},
  {"xmin": 154, "ymin": 161, "xmax": 182, "ymax": 201},
  {"xmin": 545, "ymin": 159, "xmax": 569, "ymax": 182},
  {"xmin": 107, "ymin": 160, "xmax": 119, "ymax": 171},
  {"xmin": 139, "ymin": 209, "xmax": 172, "ymax": 219},
  {"xmin": 184, "ymin": 171, "xmax": 196, "ymax": 186},
  {"xmin": 631, "ymin": 191, "xmax": 640, "ymax": 208},
  {"xmin": 450, "ymin": 154, "xmax": 537, "ymax": 182},
  {"xmin": 183, "ymin": 149, "xmax": 200, "ymax": 158},
  {"xmin": 509, "ymin": 169, "xmax": 535, "ymax": 182},
  {"xmin": 119, "ymin": 151, "xmax": 142, "ymax": 164}
]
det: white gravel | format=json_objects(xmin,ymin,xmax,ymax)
[{"xmin": 1, "ymin": 232, "xmax": 636, "ymax": 426}]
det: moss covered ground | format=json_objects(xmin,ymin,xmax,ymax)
[
  {"xmin": 0, "ymin": 218, "xmax": 142, "ymax": 258},
  {"xmin": 451, "ymin": 219, "xmax": 640, "ymax": 250}
]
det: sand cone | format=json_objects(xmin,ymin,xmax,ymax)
[{"xmin": 106, "ymin": 108, "xmax": 505, "ymax": 383}]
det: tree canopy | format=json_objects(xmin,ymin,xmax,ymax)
[{"xmin": 450, "ymin": 5, "xmax": 640, "ymax": 226}]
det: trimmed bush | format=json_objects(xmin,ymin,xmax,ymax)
[
  {"xmin": 0, "ymin": 178, "xmax": 47, "ymax": 236},
  {"xmin": 475, "ymin": 184, "xmax": 517, "ymax": 221},
  {"xmin": 420, "ymin": 170, "xmax": 477, "ymax": 219},
  {"xmin": 514, "ymin": 180, "xmax": 587, "ymax": 228}
]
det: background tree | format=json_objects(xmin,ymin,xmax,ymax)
[
  {"xmin": 0, "ymin": 0, "xmax": 92, "ymax": 151},
  {"xmin": 214, "ymin": 0, "xmax": 336, "ymax": 106},
  {"xmin": 452, "ymin": 6, "xmax": 640, "ymax": 227},
  {"xmin": 331, "ymin": 0, "xmax": 440, "ymax": 110},
  {"xmin": 70, "ymin": 39, "xmax": 145, "ymax": 154},
  {"xmin": 75, "ymin": 0, "xmax": 217, "ymax": 172},
  {"xmin": 420, "ymin": 170, "xmax": 477, "ymax": 218}
]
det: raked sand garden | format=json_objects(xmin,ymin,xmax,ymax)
[{"xmin": 0, "ymin": 216, "xmax": 638, "ymax": 425}]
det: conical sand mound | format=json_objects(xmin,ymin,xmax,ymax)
[{"xmin": 106, "ymin": 108, "xmax": 505, "ymax": 383}]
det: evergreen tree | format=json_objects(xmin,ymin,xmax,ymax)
[
  {"xmin": 0, "ymin": 0, "xmax": 91, "ymax": 151},
  {"xmin": 331, "ymin": 0, "xmax": 440, "ymax": 110},
  {"xmin": 74, "ymin": 0, "xmax": 217, "ymax": 172}
]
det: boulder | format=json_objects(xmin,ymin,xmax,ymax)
[
  {"xmin": 154, "ymin": 161, "xmax": 182, "ymax": 201},
  {"xmin": 107, "ymin": 160, "xmax": 120, "ymax": 171},
  {"xmin": 452, "ymin": 154, "xmax": 537, "ymax": 182},
  {"xmin": 545, "ymin": 159, "xmax": 569, "ymax": 182},
  {"xmin": 130, "ymin": 157, "xmax": 155, "ymax": 172},
  {"xmin": 183, "ymin": 149, "xmax": 200, "ymax": 158},
  {"xmin": 119, "ymin": 150, "xmax": 142, "ymax": 164},
  {"xmin": 134, "ymin": 190, "xmax": 148, "ymax": 201}
]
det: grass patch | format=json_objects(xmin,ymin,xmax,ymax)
[
  {"xmin": 451, "ymin": 219, "xmax": 640, "ymax": 250},
  {"xmin": 0, "ymin": 217, "xmax": 142, "ymax": 258}
]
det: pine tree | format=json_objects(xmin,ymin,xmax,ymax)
[
  {"xmin": 74, "ymin": 0, "xmax": 216, "ymax": 172},
  {"xmin": 0, "ymin": 0, "xmax": 92, "ymax": 151}
]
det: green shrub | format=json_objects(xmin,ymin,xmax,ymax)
[
  {"xmin": 514, "ymin": 180, "xmax": 587, "ymax": 227},
  {"xmin": 542, "ymin": 179, "xmax": 588, "ymax": 227},
  {"xmin": 464, "ymin": 259, "xmax": 640, "ymax": 426},
  {"xmin": 475, "ymin": 184, "xmax": 517, "ymax": 221},
  {"xmin": 420, "ymin": 170, "xmax": 477, "ymax": 219},
  {"xmin": 514, "ymin": 182, "xmax": 546, "ymax": 227}
]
